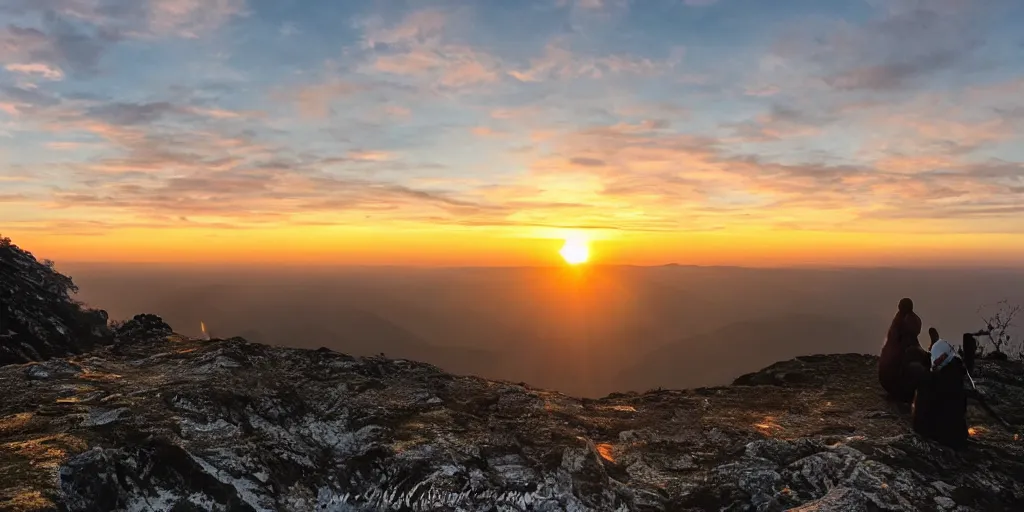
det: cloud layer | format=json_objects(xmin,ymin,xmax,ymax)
[{"xmin": 1, "ymin": 0, "xmax": 1023, "ymax": 260}]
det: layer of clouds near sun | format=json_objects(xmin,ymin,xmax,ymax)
[{"xmin": 1, "ymin": 0, "xmax": 1024, "ymax": 265}]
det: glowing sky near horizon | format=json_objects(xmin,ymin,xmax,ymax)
[{"xmin": 1, "ymin": 0, "xmax": 1024, "ymax": 266}]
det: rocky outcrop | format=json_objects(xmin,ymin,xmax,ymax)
[
  {"xmin": 0, "ymin": 236, "xmax": 110, "ymax": 366},
  {"xmin": 1, "ymin": 337, "xmax": 1022, "ymax": 512},
  {"xmin": 111, "ymin": 314, "xmax": 174, "ymax": 344}
]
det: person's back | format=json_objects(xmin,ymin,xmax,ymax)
[
  {"xmin": 913, "ymin": 332, "xmax": 969, "ymax": 450},
  {"xmin": 879, "ymin": 298, "xmax": 926, "ymax": 402},
  {"xmin": 961, "ymin": 332, "xmax": 980, "ymax": 372}
]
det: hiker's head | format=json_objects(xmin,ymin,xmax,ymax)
[
  {"xmin": 931, "ymin": 338, "xmax": 957, "ymax": 370},
  {"xmin": 898, "ymin": 298, "xmax": 914, "ymax": 314},
  {"xmin": 928, "ymin": 327, "xmax": 940, "ymax": 344}
]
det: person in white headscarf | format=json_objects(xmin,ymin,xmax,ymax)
[
  {"xmin": 913, "ymin": 327, "xmax": 969, "ymax": 449},
  {"xmin": 928, "ymin": 328, "xmax": 958, "ymax": 370}
]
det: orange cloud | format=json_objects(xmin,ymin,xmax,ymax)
[
  {"xmin": 348, "ymin": 150, "xmax": 394, "ymax": 162},
  {"xmin": 144, "ymin": 0, "xmax": 248, "ymax": 38},
  {"xmin": 184, "ymin": 106, "xmax": 259, "ymax": 120},
  {"xmin": 44, "ymin": 141, "xmax": 94, "ymax": 151},
  {"xmin": 371, "ymin": 45, "xmax": 500, "ymax": 87},
  {"xmin": 361, "ymin": 9, "xmax": 449, "ymax": 48},
  {"xmin": 382, "ymin": 105, "xmax": 411, "ymax": 118},
  {"xmin": 0, "ymin": 0, "xmax": 247, "ymax": 80},
  {"xmin": 0, "ymin": 103, "xmax": 20, "ymax": 116},
  {"xmin": 471, "ymin": 126, "xmax": 505, "ymax": 138},
  {"xmin": 5, "ymin": 62, "xmax": 64, "ymax": 80},
  {"xmin": 490, "ymin": 106, "xmax": 544, "ymax": 121},
  {"xmin": 6, "ymin": 75, "xmax": 1020, "ymax": 245},
  {"xmin": 358, "ymin": 9, "xmax": 502, "ymax": 89},
  {"xmin": 510, "ymin": 40, "xmax": 675, "ymax": 83},
  {"xmin": 728, "ymin": 104, "xmax": 825, "ymax": 142},
  {"xmin": 288, "ymin": 80, "xmax": 369, "ymax": 119}
]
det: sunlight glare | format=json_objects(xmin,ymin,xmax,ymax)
[{"xmin": 560, "ymin": 237, "xmax": 590, "ymax": 265}]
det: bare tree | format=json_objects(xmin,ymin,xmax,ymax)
[{"xmin": 976, "ymin": 300, "xmax": 1022, "ymax": 359}]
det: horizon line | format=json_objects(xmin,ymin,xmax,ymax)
[{"xmin": 55, "ymin": 260, "xmax": 1024, "ymax": 273}]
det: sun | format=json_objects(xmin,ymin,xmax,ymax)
[{"xmin": 559, "ymin": 238, "xmax": 590, "ymax": 265}]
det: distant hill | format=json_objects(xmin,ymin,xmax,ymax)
[
  {"xmin": 66, "ymin": 274, "xmax": 500, "ymax": 377},
  {"xmin": 618, "ymin": 314, "xmax": 879, "ymax": 392},
  {"xmin": 222, "ymin": 306, "xmax": 500, "ymax": 378}
]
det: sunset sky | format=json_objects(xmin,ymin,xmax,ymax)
[{"xmin": 2, "ymin": 0, "xmax": 1024, "ymax": 267}]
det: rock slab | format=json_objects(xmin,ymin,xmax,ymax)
[{"xmin": 1, "ymin": 340, "xmax": 1022, "ymax": 511}]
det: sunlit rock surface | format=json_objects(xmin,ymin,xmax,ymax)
[{"xmin": 1, "ymin": 338, "xmax": 1022, "ymax": 511}]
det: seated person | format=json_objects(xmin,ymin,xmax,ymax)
[
  {"xmin": 879, "ymin": 298, "xmax": 929, "ymax": 403},
  {"xmin": 912, "ymin": 328, "xmax": 969, "ymax": 450},
  {"xmin": 959, "ymin": 330, "xmax": 991, "ymax": 372}
]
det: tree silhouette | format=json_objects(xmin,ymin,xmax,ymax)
[{"xmin": 976, "ymin": 300, "xmax": 1022, "ymax": 360}]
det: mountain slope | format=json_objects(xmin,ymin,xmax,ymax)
[
  {"xmin": 73, "ymin": 277, "xmax": 501, "ymax": 378},
  {"xmin": 2, "ymin": 335, "xmax": 1022, "ymax": 511},
  {"xmin": 0, "ymin": 236, "xmax": 110, "ymax": 365},
  {"xmin": 618, "ymin": 314, "xmax": 877, "ymax": 392}
]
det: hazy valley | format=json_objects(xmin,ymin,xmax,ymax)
[{"xmin": 63, "ymin": 263, "xmax": 1024, "ymax": 397}]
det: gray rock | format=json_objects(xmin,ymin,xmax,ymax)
[
  {"xmin": 788, "ymin": 487, "xmax": 868, "ymax": 511},
  {"xmin": 25, "ymin": 364, "xmax": 50, "ymax": 380},
  {"xmin": 82, "ymin": 407, "xmax": 130, "ymax": 427},
  {"xmin": 1, "ymin": 339, "xmax": 1023, "ymax": 511}
]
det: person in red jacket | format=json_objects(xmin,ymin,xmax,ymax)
[{"xmin": 879, "ymin": 297, "xmax": 929, "ymax": 403}]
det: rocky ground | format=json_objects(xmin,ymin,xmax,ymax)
[{"xmin": 1, "ymin": 336, "xmax": 1022, "ymax": 512}]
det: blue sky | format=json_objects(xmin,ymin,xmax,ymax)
[{"xmin": 2, "ymin": 0, "xmax": 1024, "ymax": 263}]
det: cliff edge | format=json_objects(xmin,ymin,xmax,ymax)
[{"xmin": 1, "ymin": 335, "xmax": 1022, "ymax": 512}]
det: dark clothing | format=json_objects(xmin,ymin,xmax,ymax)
[
  {"xmin": 962, "ymin": 333, "xmax": 978, "ymax": 371},
  {"xmin": 879, "ymin": 308, "xmax": 926, "ymax": 402},
  {"xmin": 912, "ymin": 358, "xmax": 969, "ymax": 450}
]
